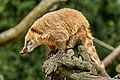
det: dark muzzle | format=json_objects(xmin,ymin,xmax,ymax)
[{"xmin": 19, "ymin": 47, "xmax": 28, "ymax": 55}]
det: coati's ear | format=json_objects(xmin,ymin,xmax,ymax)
[
  {"xmin": 39, "ymin": 34, "xmax": 50, "ymax": 39},
  {"xmin": 31, "ymin": 28, "xmax": 43, "ymax": 35},
  {"xmin": 30, "ymin": 28, "xmax": 50, "ymax": 39}
]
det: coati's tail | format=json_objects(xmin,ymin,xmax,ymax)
[{"xmin": 80, "ymin": 22, "xmax": 104, "ymax": 69}]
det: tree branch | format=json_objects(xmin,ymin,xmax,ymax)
[
  {"xmin": 103, "ymin": 45, "xmax": 120, "ymax": 67},
  {"xmin": 0, "ymin": 74, "xmax": 4, "ymax": 80},
  {"xmin": 0, "ymin": 0, "xmax": 66, "ymax": 45},
  {"xmin": 42, "ymin": 45, "xmax": 119, "ymax": 80},
  {"xmin": 94, "ymin": 38, "xmax": 115, "ymax": 51},
  {"xmin": 51, "ymin": 69, "xmax": 118, "ymax": 80}
]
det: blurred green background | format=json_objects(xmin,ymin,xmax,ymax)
[{"xmin": 0, "ymin": 0, "xmax": 120, "ymax": 80}]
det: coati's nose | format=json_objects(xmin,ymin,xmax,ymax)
[{"xmin": 19, "ymin": 47, "xmax": 28, "ymax": 55}]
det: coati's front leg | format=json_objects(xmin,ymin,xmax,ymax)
[
  {"xmin": 56, "ymin": 41, "xmax": 66, "ymax": 53},
  {"xmin": 48, "ymin": 41, "xmax": 66, "ymax": 58}
]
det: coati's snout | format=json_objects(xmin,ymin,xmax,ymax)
[
  {"xmin": 20, "ymin": 47, "xmax": 28, "ymax": 55},
  {"xmin": 20, "ymin": 38, "xmax": 37, "ymax": 55}
]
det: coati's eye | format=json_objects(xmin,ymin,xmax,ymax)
[{"xmin": 26, "ymin": 39, "xmax": 32, "ymax": 45}]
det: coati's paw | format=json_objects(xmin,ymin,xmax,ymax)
[
  {"xmin": 48, "ymin": 51, "xmax": 56, "ymax": 58},
  {"xmin": 42, "ymin": 55, "xmax": 59, "ymax": 76},
  {"xmin": 48, "ymin": 50, "xmax": 58, "ymax": 58}
]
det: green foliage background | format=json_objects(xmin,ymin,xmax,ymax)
[{"xmin": 0, "ymin": 0, "xmax": 120, "ymax": 80}]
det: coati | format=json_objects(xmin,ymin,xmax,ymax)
[{"xmin": 20, "ymin": 8, "xmax": 104, "ymax": 68}]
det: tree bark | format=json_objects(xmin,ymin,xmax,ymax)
[
  {"xmin": 0, "ymin": 0, "xmax": 66, "ymax": 45},
  {"xmin": 42, "ymin": 45, "xmax": 119, "ymax": 80}
]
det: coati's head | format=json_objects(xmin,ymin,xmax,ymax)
[
  {"xmin": 20, "ymin": 28, "xmax": 42, "ymax": 55},
  {"xmin": 20, "ymin": 19, "xmax": 50, "ymax": 55}
]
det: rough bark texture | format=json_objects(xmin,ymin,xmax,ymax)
[
  {"xmin": 42, "ymin": 45, "xmax": 120, "ymax": 80},
  {"xmin": 0, "ymin": 0, "xmax": 66, "ymax": 45}
]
